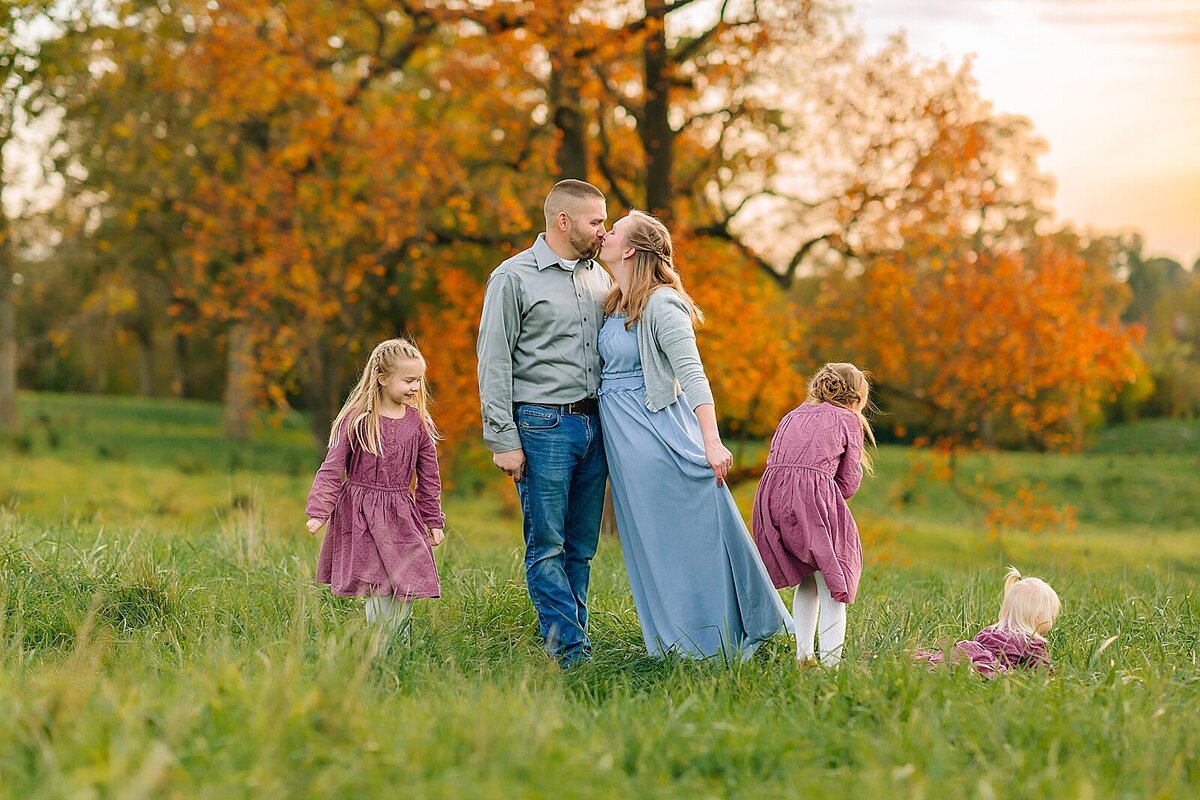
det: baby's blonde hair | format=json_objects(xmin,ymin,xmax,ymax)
[
  {"xmin": 328, "ymin": 337, "xmax": 440, "ymax": 455},
  {"xmin": 997, "ymin": 566, "xmax": 1061, "ymax": 638},
  {"xmin": 805, "ymin": 362, "xmax": 876, "ymax": 474}
]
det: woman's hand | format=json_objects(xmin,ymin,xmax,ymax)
[
  {"xmin": 306, "ymin": 518, "xmax": 326, "ymax": 534},
  {"xmin": 428, "ymin": 527, "xmax": 446, "ymax": 546},
  {"xmin": 705, "ymin": 438, "xmax": 733, "ymax": 487},
  {"xmin": 694, "ymin": 404, "xmax": 732, "ymax": 486}
]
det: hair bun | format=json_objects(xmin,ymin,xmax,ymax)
[{"xmin": 811, "ymin": 367, "xmax": 861, "ymax": 406}]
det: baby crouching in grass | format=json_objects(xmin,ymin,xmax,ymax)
[
  {"xmin": 916, "ymin": 567, "xmax": 1061, "ymax": 678},
  {"xmin": 305, "ymin": 338, "xmax": 446, "ymax": 640}
]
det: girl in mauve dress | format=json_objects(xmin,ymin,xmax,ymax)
[
  {"xmin": 915, "ymin": 567, "xmax": 1061, "ymax": 677},
  {"xmin": 305, "ymin": 338, "xmax": 446, "ymax": 636},
  {"xmin": 752, "ymin": 363, "xmax": 876, "ymax": 667}
]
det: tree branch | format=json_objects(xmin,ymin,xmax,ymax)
[
  {"xmin": 595, "ymin": 113, "xmax": 636, "ymax": 210},
  {"xmin": 670, "ymin": 0, "xmax": 736, "ymax": 65},
  {"xmin": 694, "ymin": 219, "xmax": 791, "ymax": 289}
]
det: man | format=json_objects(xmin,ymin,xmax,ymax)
[{"xmin": 476, "ymin": 180, "xmax": 612, "ymax": 667}]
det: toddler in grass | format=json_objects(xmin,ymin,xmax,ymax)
[
  {"xmin": 915, "ymin": 567, "xmax": 1061, "ymax": 677},
  {"xmin": 752, "ymin": 363, "xmax": 876, "ymax": 667},
  {"xmin": 305, "ymin": 338, "xmax": 446, "ymax": 636}
]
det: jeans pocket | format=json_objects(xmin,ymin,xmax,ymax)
[{"xmin": 518, "ymin": 407, "xmax": 560, "ymax": 431}]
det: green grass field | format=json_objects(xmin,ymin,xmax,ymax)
[{"xmin": 2, "ymin": 392, "xmax": 1198, "ymax": 798}]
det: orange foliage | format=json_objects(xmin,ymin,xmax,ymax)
[
  {"xmin": 809, "ymin": 100, "xmax": 1141, "ymax": 450},
  {"xmin": 412, "ymin": 265, "xmax": 488, "ymax": 484},
  {"xmin": 678, "ymin": 236, "xmax": 806, "ymax": 437}
]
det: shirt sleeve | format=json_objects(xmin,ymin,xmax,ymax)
[
  {"xmin": 415, "ymin": 421, "xmax": 446, "ymax": 528},
  {"xmin": 305, "ymin": 422, "xmax": 352, "ymax": 520},
  {"xmin": 476, "ymin": 269, "xmax": 524, "ymax": 453},
  {"xmin": 651, "ymin": 292, "xmax": 715, "ymax": 409},
  {"xmin": 834, "ymin": 415, "xmax": 864, "ymax": 500}
]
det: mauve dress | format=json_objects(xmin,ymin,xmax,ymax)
[
  {"xmin": 599, "ymin": 315, "xmax": 792, "ymax": 660},
  {"xmin": 915, "ymin": 626, "xmax": 1053, "ymax": 678},
  {"xmin": 752, "ymin": 402, "xmax": 865, "ymax": 603},
  {"xmin": 305, "ymin": 411, "xmax": 445, "ymax": 599}
]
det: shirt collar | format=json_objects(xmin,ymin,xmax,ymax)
[{"xmin": 534, "ymin": 233, "xmax": 592, "ymax": 271}]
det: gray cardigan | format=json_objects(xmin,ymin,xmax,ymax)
[{"xmin": 635, "ymin": 287, "xmax": 715, "ymax": 412}]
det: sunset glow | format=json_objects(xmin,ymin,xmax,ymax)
[{"xmin": 856, "ymin": 0, "xmax": 1200, "ymax": 264}]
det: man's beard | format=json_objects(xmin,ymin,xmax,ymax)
[{"xmin": 568, "ymin": 225, "xmax": 601, "ymax": 260}]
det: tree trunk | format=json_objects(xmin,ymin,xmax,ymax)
[
  {"xmin": 172, "ymin": 331, "xmax": 191, "ymax": 398},
  {"xmin": 551, "ymin": 74, "xmax": 587, "ymax": 180},
  {"xmin": 549, "ymin": 36, "xmax": 587, "ymax": 180},
  {"xmin": 980, "ymin": 413, "xmax": 995, "ymax": 448},
  {"xmin": 135, "ymin": 322, "xmax": 156, "ymax": 397},
  {"xmin": 642, "ymin": 0, "xmax": 673, "ymax": 221},
  {"xmin": 0, "ymin": 219, "xmax": 18, "ymax": 433},
  {"xmin": 305, "ymin": 335, "xmax": 342, "ymax": 453},
  {"xmin": 223, "ymin": 322, "xmax": 254, "ymax": 441}
]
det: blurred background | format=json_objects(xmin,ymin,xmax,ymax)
[{"xmin": 1, "ymin": 0, "xmax": 1197, "ymax": 501}]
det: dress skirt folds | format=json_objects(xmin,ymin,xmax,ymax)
[
  {"xmin": 598, "ymin": 315, "xmax": 791, "ymax": 659},
  {"xmin": 305, "ymin": 411, "xmax": 445, "ymax": 599}
]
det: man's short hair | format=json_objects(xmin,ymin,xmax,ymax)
[{"xmin": 544, "ymin": 180, "xmax": 606, "ymax": 226}]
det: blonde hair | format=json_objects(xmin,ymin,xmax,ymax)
[
  {"xmin": 327, "ymin": 338, "xmax": 441, "ymax": 455},
  {"xmin": 805, "ymin": 362, "xmax": 876, "ymax": 474},
  {"xmin": 997, "ymin": 566, "xmax": 1061, "ymax": 638},
  {"xmin": 602, "ymin": 209, "xmax": 704, "ymax": 329}
]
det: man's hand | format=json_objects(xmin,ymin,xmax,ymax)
[{"xmin": 493, "ymin": 448, "xmax": 526, "ymax": 482}]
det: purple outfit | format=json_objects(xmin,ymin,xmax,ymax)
[
  {"xmin": 915, "ymin": 625, "xmax": 1052, "ymax": 678},
  {"xmin": 305, "ymin": 412, "xmax": 445, "ymax": 599},
  {"xmin": 752, "ymin": 402, "xmax": 865, "ymax": 603}
]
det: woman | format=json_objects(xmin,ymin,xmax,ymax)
[{"xmin": 596, "ymin": 210, "xmax": 792, "ymax": 660}]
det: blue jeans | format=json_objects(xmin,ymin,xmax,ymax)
[{"xmin": 515, "ymin": 405, "xmax": 607, "ymax": 665}]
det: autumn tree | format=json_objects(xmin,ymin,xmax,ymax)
[
  {"xmin": 170, "ymin": 0, "xmax": 442, "ymax": 441},
  {"xmin": 1, "ymin": 0, "xmax": 63, "ymax": 432},
  {"xmin": 42, "ymin": 2, "xmax": 199, "ymax": 398},
  {"xmin": 33, "ymin": 0, "xmax": 1144, "ymax": 491},
  {"xmin": 1111, "ymin": 234, "xmax": 1200, "ymax": 418},
  {"xmin": 803, "ymin": 78, "xmax": 1140, "ymax": 450}
]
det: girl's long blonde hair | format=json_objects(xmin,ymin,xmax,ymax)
[
  {"xmin": 805, "ymin": 362, "xmax": 877, "ymax": 474},
  {"xmin": 998, "ymin": 566, "xmax": 1061, "ymax": 638},
  {"xmin": 603, "ymin": 209, "xmax": 704, "ymax": 329},
  {"xmin": 328, "ymin": 338, "xmax": 441, "ymax": 455}
]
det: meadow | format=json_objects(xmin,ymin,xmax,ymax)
[{"xmin": 1, "ymin": 392, "xmax": 1198, "ymax": 798}]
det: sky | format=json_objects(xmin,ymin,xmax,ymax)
[{"xmin": 852, "ymin": 0, "xmax": 1200, "ymax": 265}]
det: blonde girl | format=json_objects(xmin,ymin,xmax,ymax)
[
  {"xmin": 305, "ymin": 338, "xmax": 446, "ymax": 635},
  {"xmin": 752, "ymin": 363, "xmax": 877, "ymax": 666},
  {"xmin": 916, "ymin": 567, "xmax": 1061, "ymax": 676}
]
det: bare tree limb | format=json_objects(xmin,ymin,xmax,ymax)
[{"xmin": 595, "ymin": 113, "xmax": 637, "ymax": 211}]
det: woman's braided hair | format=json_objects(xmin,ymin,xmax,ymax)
[{"xmin": 602, "ymin": 209, "xmax": 703, "ymax": 329}]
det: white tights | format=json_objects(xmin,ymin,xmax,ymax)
[
  {"xmin": 792, "ymin": 572, "xmax": 847, "ymax": 666},
  {"xmin": 365, "ymin": 594, "xmax": 413, "ymax": 633}
]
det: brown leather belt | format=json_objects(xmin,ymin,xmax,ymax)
[{"xmin": 516, "ymin": 399, "xmax": 599, "ymax": 415}]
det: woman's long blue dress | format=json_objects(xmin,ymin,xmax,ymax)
[{"xmin": 598, "ymin": 315, "xmax": 792, "ymax": 659}]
